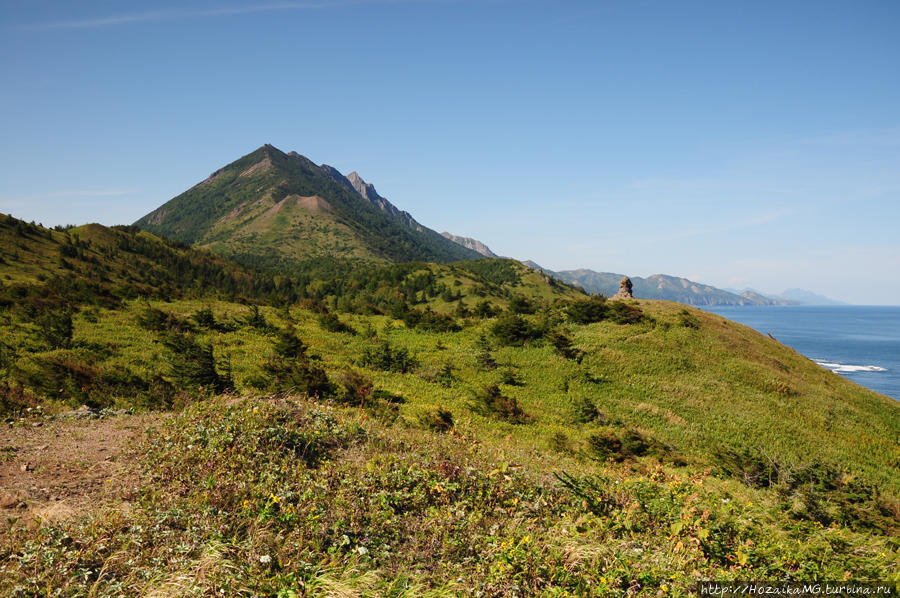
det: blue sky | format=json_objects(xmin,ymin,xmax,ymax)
[{"xmin": 1, "ymin": 0, "xmax": 899, "ymax": 304}]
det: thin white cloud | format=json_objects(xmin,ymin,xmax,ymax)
[{"xmin": 29, "ymin": 0, "xmax": 449, "ymax": 30}]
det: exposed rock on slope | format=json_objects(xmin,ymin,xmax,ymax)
[
  {"xmin": 610, "ymin": 276, "xmax": 634, "ymax": 300},
  {"xmin": 441, "ymin": 232, "xmax": 499, "ymax": 258}
]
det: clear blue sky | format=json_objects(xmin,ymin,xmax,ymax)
[{"xmin": 2, "ymin": 0, "xmax": 899, "ymax": 304}]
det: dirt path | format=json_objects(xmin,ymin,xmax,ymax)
[{"xmin": 0, "ymin": 412, "xmax": 160, "ymax": 530}]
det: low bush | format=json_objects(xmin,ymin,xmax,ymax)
[
  {"xmin": 588, "ymin": 427, "xmax": 657, "ymax": 462},
  {"xmin": 471, "ymin": 384, "xmax": 530, "ymax": 424},
  {"xmin": 318, "ymin": 311, "xmax": 356, "ymax": 334},
  {"xmin": 359, "ymin": 340, "xmax": 417, "ymax": 373},
  {"xmin": 499, "ymin": 368, "xmax": 524, "ymax": 386},
  {"xmin": 192, "ymin": 306, "xmax": 235, "ymax": 332},
  {"xmin": 547, "ymin": 329, "xmax": 581, "ymax": 360},
  {"xmin": 419, "ymin": 407, "xmax": 454, "ymax": 432},
  {"xmin": 566, "ymin": 296, "xmax": 607, "ymax": 324},
  {"xmin": 35, "ymin": 307, "xmax": 73, "ymax": 349},
  {"xmin": 677, "ymin": 308, "xmax": 700, "ymax": 329},
  {"xmin": 137, "ymin": 305, "xmax": 196, "ymax": 333},
  {"xmin": 508, "ymin": 295, "xmax": 537, "ymax": 315},
  {"xmin": 607, "ymin": 301, "xmax": 645, "ymax": 324},
  {"xmin": 572, "ymin": 396, "xmax": 604, "ymax": 424},
  {"xmin": 491, "ymin": 314, "xmax": 541, "ymax": 346},
  {"xmin": 162, "ymin": 332, "xmax": 233, "ymax": 394},
  {"xmin": 475, "ymin": 334, "xmax": 497, "ymax": 370}
]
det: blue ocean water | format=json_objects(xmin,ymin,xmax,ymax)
[{"xmin": 703, "ymin": 306, "xmax": 900, "ymax": 401}]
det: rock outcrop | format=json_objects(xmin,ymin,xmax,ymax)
[{"xmin": 610, "ymin": 276, "xmax": 634, "ymax": 300}]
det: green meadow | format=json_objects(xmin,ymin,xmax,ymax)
[{"xmin": 1, "ymin": 215, "xmax": 898, "ymax": 595}]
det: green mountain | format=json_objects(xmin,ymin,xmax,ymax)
[
  {"xmin": 134, "ymin": 144, "xmax": 480, "ymax": 268},
  {"xmin": 535, "ymin": 266, "xmax": 791, "ymax": 306}
]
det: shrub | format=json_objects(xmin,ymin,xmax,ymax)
[
  {"xmin": 491, "ymin": 313, "xmax": 541, "ymax": 346},
  {"xmin": 273, "ymin": 327, "xmax": 308, "ymax": 359},
  {"xmin": 454, "ymin": 302, "xmax": 470, "ymax": 318},
  {"xmin": 471, "ymin": 384, "xmax": 530, "ymax": 424},
  {"xmin": 319, "ymin": 312, "xmax": 356, "ymax": 334},
  {"xmin": 607, "ymin": 301, "xmax": 645, "ymax": 324},
  {"xmin": 16, "ymin": 354, "xmax": 168, "ymax": 410},
  {"xmin": 242, "ymin": 305, "xmax": 270, "ymax": 331},
  {"xmin": 162, "ymin": 332, "xmax": 232, "ymax": 394},
  {"xmin": 401, "ymin": 307, "xmax": 459, "ymax": 332},
  {"xmin": 587, "ymin": 430, "xmax": 625, "ymax": 461},
  {"xmin": 588, "ymin": 427, "xmax": 657, "ymax": 462},
  {"xmin": 458, "ymin": 259, "xmax": 522, "ymax": 286},
  {"xmin": 419, "ymin": 407, "xmax": 455, "ymax": 433},
  {"xmin": 35, "ymin": 307, "xmax": 73, "ymax": 350},
  {"xmin": 359, "ymin": 340, "xmax": 417, "ymax": 373},
  {"xmin": 0, "ymin": 382, "xmax": 40, "ymax": 417},
  {"xmin": 499, "ymin": 368, "xmax": 524, "ymax": 386},
  {"xmin": 475, "ymin": 334, "xmax": 497, "ymax": 370},
  {"xmin": 572, "ymin": 396, "xmax": 604, "ymax": 424},
  {"xmin": 508, "ymin": 295, "xmax": 537, "ymax": 315},
  {"xmin": 338, "ymin": 369, "xmax": 374, "ymax": 407},
  {"xmin": 567, "ymin": 297, "xmax": 608, "ymax": 324},
  {"xmin": 713, "ymin": 446, "xmax": 780, "ymax": 489},
  {"xmin": 549, "ymin": 432, "xmax": 572, "ymax": 454},
  {"xmin": 261, "ymin": 357, "xmax": 333, "ymax": 398},
  {"xmin": 260, "ymin": 328, "xmax": 333, "ymax": 397},
  {"xmin": 547, "ymin": 329, "xmax": 581, "ymax": 360},
  {"xmin": 473, "ymin": 300, "xmax": 498, "ymax": 318},
  {"xmin": 436, "ymin": 362, "xmax": 455, "ymax": 387},
  {"xmin": 192, "ymin": 306, "xmax": 235, "ymax": 332},
  {"xmin": 677, "ymin": 308, "xmax": 700, "ymax": 329},
  {"xmin": 137, "ymin": 306, "xmax": 195, "ymax": 333}
]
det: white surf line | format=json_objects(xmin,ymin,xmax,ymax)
[{"xmin": 815, "ymin": 361, "xmax": 888, "ymax": 373}]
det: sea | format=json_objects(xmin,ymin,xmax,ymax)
[{"xmin": 702, "ymin": 306, "xmax": 900, "ymax": 401}]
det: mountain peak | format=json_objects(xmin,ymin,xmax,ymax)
[
  {"xmin": 133, "ymin": 146, "xmax": 480, "ymax": 265},
  {"xmin": 345, "ymin": 171, "xmax": 379, "ymax": 201}
]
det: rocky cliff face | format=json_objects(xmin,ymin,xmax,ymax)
[
  {"xmin": 440, "ymin": 233, "xmax": 498, "ymax": 258},
  {"xmin": 342, "ymin": 171, "xmax": 422, "ymax": 231}
]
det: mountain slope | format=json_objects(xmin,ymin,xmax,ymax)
[
  {"xmin": 2, "ymin": 214, "xmax": 898, "ymax": 591},
  {"xmin": 134, "ymin": 145, "xmax": 480, "ymax": 267},
  {"xmin": 0, "ymin": 213, "xmax": 261, "ymax": 304}
]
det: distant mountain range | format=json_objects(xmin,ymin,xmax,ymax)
[
  {"xmin": 514, "ymin": 264, "xmax": 844, "ymax": 306},
  {"xmin": 533, "ymin": 268, "xmax": 790, "ymax": 306},
  {"xmin": 434, "ymin": 234, "xmax": 844, "ymax": 306},
  {"xmin": 134, "ymin": 144, "xmax": 843, "ymax": 306},
  {"xmin": 135, "ymin": 144, "xmax": 480, "ymax": 268},
  {"xmin": 774, "ymin": 288, "xmax": 847, "ymax": 306}
]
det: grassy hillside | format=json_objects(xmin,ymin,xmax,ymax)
[
  {"xmin": 0, "ymin": 214, "xmax": 264, "ymax": 304},
  {"xmin": 1, "ymin": 298, "xmax": 898, "ymax": 594},
  {"xmin": 134, "ymin": 145, "xmax": 481, "ymax": 267},
  {"xmin": 1, "ymin": 216, "xmax": 898, "ymax": 594}
]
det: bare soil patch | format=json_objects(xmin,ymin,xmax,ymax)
[{"xmin": 0, "ymin": 412, "xmax": 160, "ymax": 530}]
